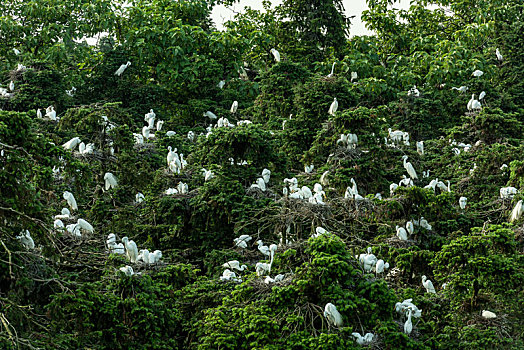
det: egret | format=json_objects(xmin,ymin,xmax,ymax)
[
  {"xmin": 375, "ymin": 259, "xmax": 390, "ymax": 274},
  {"xmin": 416, "ymin": 141, "xmax": 424, "ymax": 155},
  {"xmin": 399, "ymin": 175, "xmax": 413, "ymax": 187},
  {"xmin": 327, "ymin": 62, "xmax": 336, "ymax": 77},
  {"xmin": 122, "ymin": 237, "xmax": 138, "ymax": 263},
  {"xmin": 217, "ymin": 80, "xmax": 226, "ymax": 89},
  {"xmin": 54, "ymin": 219, "xmax": 65, "ymax": 230},
  {"xmin": 482, "ymin": 310, "xmax": 497, "ymax": 319},
  {"xmin": 406, "ymin": 221, "xmax": 414, "ymax": 235},
  {"xmin": 251, "ymin": 177, "xmax": 266, "ymax": 191},
  {"xmin": 149, "ymin": 250, "xmax": 162, "ymax": 263},
  {"xmin": 119, "ymin": 266, "xmax": 134, "ymax": 276},
  {"xmin": 320, "ymin": 171, "xmax": 330, "ymax": 186},
  {"xmin": 107, "ymin": 233, "xmax": 116, "ymax": 249},
  {"xmin": 136, "ymin": 192, "xmax": 145, "ymax": 203},
  {"xmin": 257, "ymin": 240, "xmax": 270, "ymax": 256},
  {"xmin": 402, "ymin": 155, "xmax": 418, "ymax": 180},
  {"xmin": 459, "ymin": 196, "xmax": 467, "ymax": 210},
  {"xmin": 230, "ymin": 100, "xmax": 238, "ymax": 114},
  {"xmin": 268, "ymin": 244, "xmax": 277, "ymax": 273},
  {"xmin": 396, "ymin": 225, "xmax": 408, "ymax": 241},
  {"xmin": 220, "ymin": 269, "xmax": 241, "ymax": 282},
  {"xmin": 436, "ymin": 180, "xmax": 450, "ymax": 193},
  {"xmin": 328, "ymin": 98, "xmax": 338, "ymax": 115},
  {"xmin": 115, "ymin": 61, "xmax": 131, "ymax": 76},
  {"xmin": 510, "ymin": 200, "xmax": 523, "ymax": 223},
  {"xmin": 77, "ymin": 218, "xmax": 94, "ymax": 234},
  {"xmin": 467, "ymin": 94, "xmax": 475, "ymax": 111},
  {"xmin": 270, "ymin": 48, "xmax": 280, "ymax": 62},
  {"xmin": 203, "ymin": 111, "xmax": 217, "ymax": 120},
  {"xmin": 419, "ymin": 217, "xmax": 432, "ymax": 231},
  {"xmin": 408, "ymin": 85, "xmax": 420, "ymax": 97},
  {"xmin": 313, "ymin": 226, "xmax": 327, "ymax": 238},
  {"xmin": 165, "ymin": 188, "xmax": 178, "ymax": 195},
  {"xmin": 323, "ymin": 303, "xmax": 343, "ymax": 327},
  {"xmin": 234, "ymin": 234, "xmax": 252, "ymax": 249},
  {"xmin": 472, "ymin": 99, "xmax": 482, "ymax": 110},
  {"xmin": 13, "ymin": 48, "xmax": 20, "ymax": 55},
  {"xmin": 262, "ymin": 169, "xmax": 271, "ymax": 184},
  {"xmin": 304, "ymin": 164, "xmax": 314, "ymax": 174},
  {"xmin": 422, "ymin": 275, "xmax": 436, "ymax": 294},
  {"xmin": 201, "ymin": 168, "xmax": 214, "ymax": 181},
  {"xmin": 16, "ymin": 230, "xmax": 35, "ymax": 249},
  {"xmin": 264, "ymin": 274, "xmax": 285, "ymax": 284},
  {"xmin": 66, "ymin": 223, "xmax": 81, "ymax": 237},
  {"xmin": 65, "ymin": 87, "xmax": 76, "ymax": 97},
  {"xmin": 452, "ymin": 86, "xmax": 468, "ymax": 93},
  {"xmin": 404, "ymin": 309, "xmax": 413, "ymax": 334},
  {"xmin": 472, "ymin": 69, "xmax": 484, "ymax": 77},
  {"xmin": 54, "ymin": 208, "xmax": 71, "ymax": 220},
  {"xmin": 139, "ymin": 249, "xmax": 150, "ymax": 264},
  {"xmin": 351, "ymin": 71, "xmax": 358, "ymax": 82},
  {"xmin": 479, "ymin": 91, "xmax": 486, "ymax": 100},
  {"xmin": 177, "ymin": 181, "xmax": 189, "ymax": 194},
  {"xmin": 495, "ymin": 48, "xmax": 503, "ymax": 62},
  {"xmin": 113, "ymin": 243, "xmax": 125, "ymax": 255},
  {"xmin": 63, "ymin": 137, "xmax": 81, "ymax": 151},
  {"xmin": 36, "ymin": 109, "xmax": 42, "ymax": 118},
  {"xmin": 255, "ymin": 262, "xmax": 271, "ymax": 276},
  {"xmin": 500, "ymin": 164, "xmax": 508, "ymax": 171},
  {"xmin": 63, "ymin": 191, "xmax": 78, "ymax": 211},
  {"xmin": 390, "ymin": 183, "xmax": 399, "ymax": 196},
  {"xmin": 359, "ymin": 247, "xmax": 377, "ymax": 272},
  {"xmin": 104, "ymin": 172, "xmax": 118, "ymax": 190},
  {"xmin": 223, "ymin": 260, "xmax": 247, "ymax": 271},
  {"xmin": 142, "ymin": 126, "xmax": 154, "ymax": 139},
  {"xmin": 167, "ymin": 146, "xmax": 177, "ymax": 166},
  {"xmin": 9, "ymin": 81, "xmax": 14, "ymax": 91},
  {"xmin": 156, "ymin": 120, "xmax": 164, "ymax": 131},
  {"xmin": 500, "ymin": 186, "xmax": 518, "ymax": 199},
  {"xmin": 351, "ymin": 332, "xmax": 374, "ymax": 346},
  {"xmin": 388, "ymin": 128, "xmax": 405, "ymax": 144},
  {"xmin": 166, "ymin": 130, "xmax": 176, "ymax": 137}
]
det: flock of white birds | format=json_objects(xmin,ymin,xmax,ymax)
[{"xmin": 10, "ymin": 46, "xmax": 521, "ymax": 343}]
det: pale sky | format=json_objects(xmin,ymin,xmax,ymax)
[{"xmin": 211, "ymin": 0, "xmax": 413, "ymax": 36}]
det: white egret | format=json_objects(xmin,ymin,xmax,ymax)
[
  {"xmin": 396, "ymin": 225, "xmax": 408, "ymax": 241},
  {"xmin": 201, "ymin": 168, "xmax": 214, "ymax": 181},
  {"xmin": 66, "ymin": 223, "xmax": 81, "ymax": 237},
  {"xmin": 510, "ymin": 200, "xmax": 523, "ymax": 223},
  {"xmin": 9, "ymin": 81, "xmax": 14, "ymax": 91},
  {"xmin": 482, "ymin": 310, "xmax": 497, "ymax": 319},
  {"xmin": 459, "ymin": 196, "xmax": 467, "ymax": 210},
  {"xmin": 472, "ymin": 69, "xmax": 484, "ymax": 77},
  {"xmin": 223, "ymin": 260, "xmax": 247, "ymax": 271},
  {"xmin": 54, "ymin": 208, "xmax": 71, "ymax": 220},
  {"xmin": 268, "ymin": 244, "xmax": 277, "ymax": 273},
  {"xmin": 419, "ymin": 217, "xmax": 432, "ymax": 231},
  {"xmin": 327, "ymin": 62, "xmax": 336, "ymax": 77},
  {"xmin": 402, "ymin": 155, "xmax": 418, "ymax": 180},
  {"xmin": 262, "ymin": 169, "xmax": 271, "ymax": 184},
  {"xmin": 115, "ymin": 61, "xmax": 131, "ymax": 76},
  {"xmin": 328, "ymin": 98, "xmax": 338, "ymax": 115},
  {"xmin": 36, "ymin": 109, "xmax": 42, "ymax": 118},
  {"xmin": 167, "ymin": 146, "xmax": 177, "ymax": 166},
  {"xmin": 472, "ymin": 99, "xmax": 482, "ymax": 110},
  {"xmin": 270, "ymin": 48, "xmax": 280, "ymax": 62},
  {"xmin": 104, "ymin": 172, "xmax": 118, "ymax": 190},
  {"xmin": 500, "ymin": 186, "xmax": 518, "ymax": 199},
  {"xmin": 16, "ymin": 230, "xmax": 35, "ymax": 249},
  {"xmin": 122, "ymin": 237, "xmax": 138, "ymax": 263},
  {"xmin": 63, "ymin": 191, "xmax": 78, "ymax": 211},
  {"xmin": 203, "ymin": 111, "xmax": 217, "ymax": 120},
  {"xmin": 304, "ymin": 164, "xmax": 314, "ymax": 173},
  {"xmin": 234, "ymin": 235, "xmax": 252, "ymax": 249},
  {"xmin": 166, "ymin": 130, "xmax": 176, "ymax": 137},
  {"xmin": 257, "ymin": 240, "xmax": 270, "ymax": 256},
  {"xmin": 479, "ymin": 91, "xmax": 486, "ymax": 100},
  {"xmin": 139, "ymin": 249, "xmax": 150, "ymax": 264},
  {"xmin": 395, "ymin": 299, "xmax": 422, "ymax": 318},
  {"xmin": 390, "ymin": 183, "xmax": 399, "ymax": 196},
  {"xmin": 422, "ymin": 275, "xmax": 436, "ymax": 293},
  {"xmin": 408, "ymin": 85, "xmax": 420, "ymax": 97},
  {"xmin": 156, "ymin": 120, "xmax": 164, "ymax": 131},
  {"xmin": 136, "ymin": 192, "xmax": 145, "ymax": 203},
  {"xmin": 351, "ymin": 332, "xmax": 374, "ymax": 346},
  {"xmin": 119, "ymin": 266, "xmax": 134, "ymax": 276},
  {"xmin": 452, "ymin": 86, "xmax": 468, "ymax": 93},
  {"xmin": 63, "ymin": 137, "xmax": 81, "ymax": 151},
  {"xmin": 406, "ymin": 221, "xmax": 414, "ymax": 235},
  {"xmin": 320, "ymin": 171, "xmax": 329, "ymax": 186},
  {"xmin": 113, "ymin": 243, "xmax": 125, "ymax": 255},
  {"xmin": 495, "ymin": 48, "xmax": 503, "ymax": 62},
  {"xmin": 54, "ymin": 219, "xmax": 65, "ymax": 230},
  {"xmin": 65, "ymin": 87, "xmax": 76, "ymax": 97},
  {"xmin": 404, "ymin": 309, "xmax": 413, "ymax": 334},
  {"xmin": 436, "ymin": 180, "xmax": 450, "ymax": 193},
  {"xmin": 313, "ymin": 226, "xmax": 327, "ymax": 238},
  {"xmin": 107, "ymin": 233, "xmax": 116, "ymax": 249},
  {"xmin": 217, "ymin": 80, "xmax": 226, "ymax": 89},
  {"xmin": 351, "ymin": 71, "xmax": 358, "ymax": 82},
  {"xmin": 375, "ymin": 259, "xmax": 389, "ymax": 274},
  {"xmin": 149, "ymin": 250, "xmax": 162, "ymax": 263},
  {"xmin": 220, "ymin": 269, "xmax": 241, "ymax": 282},
  {"xmin": 416, "ymin": 141, "xmax": 424, "ymax": 155},
  {"xmin": 13, "ymin": 48, "xmax": 20, "ymax": 55},
  {"xmin": 323, "ymin": 303, "xmax": 343, "ymax": 327},
  {"xmin": 230, "ymin": 101, "xmax": 238, "ymax": 114},
  {"xmin": 77, "ymin": 218, "xmax": 94, "ymax": 234},
  {"xmin": 467, "ymin": 94, "xmax": 475, "ymax": 111},
  {"xmin": 255, "ymin": 262, "xmax": 271, "ymax": 276}
]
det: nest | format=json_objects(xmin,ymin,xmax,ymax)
[{"xmin": 327, "ymin": 147, "xmax": 362, "ymax": 165}]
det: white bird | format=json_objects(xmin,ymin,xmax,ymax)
[
  {"xmin": 452, "ymin": 86, "xmax": 468, "ymax": 93},
  {"xmin": 436, "ymin": 180, "xmax": 450, "ymax": 193},
  {"xmin": 63, "ymin": 137, "xmax": 81, "ymax": 150},
  {"xmin": 500, "ymin": 186, "xmax": 518, "ymax": 199},
  {"xmin": 167, "ymin": 146, "xmax": 177, "ymax": 166},
  {"xmin": 13, "ymin": 48, "xmax": 20, "ymax": 55},
  {"xmin": 217, "ymin": 80, "xmax": 226, "ymax": 89},
  {"xmin": 351, "ymin": 71, "xmax": 358, "ymax": 82},
  {"xmin": 106, "ymin": 233, "xmax": 116, "ymax": 248},
  {"xmin": 327, "ymin": 62, "xmax": 336, "ymax": 77},
  {"xmin": 422, "ymin": 275, "xmax": 436, "ymax": 294},
  {"xmin": 36, "ymin": 109, "xmax": 42, "ymax": 118},
  {"xmin": 115, "ymin": 61, "xmax": 131, "ymax": 76},
  {"xmin": 408, "ymin": 85, "xmax": 420, "ymax": 97},
  {"xmin": 234, "ymin": 235, "xmax": 252, "ymax": 249},
  {"xmin": 166, "ymin": 130, "xmax": 176, "ymax": 137},
  {"xmin": 119, "ymin": 265, "xmax": 134, "ymax": 276},
  {"xmin": 328, "ymin": 98, "xmax": 338, "ymax": 115},
  {"xmin": 139, "ymin": 249, "xmax": 150, "ymax": 264},
  {"xmin": 402, "ymin": 155, "xmax": 418, "ymax": 180},
  {"xmin": 472, "ymin": 99, "xmax": 482, "ymax": 110},
  {"xmin": 122, "ymin": 237, "xmax": 138, "ymax": 263},
  {"xmin": 9, "ymin": 81, "xmax": 14, "ymax": 91},
  {"xmin": 104, "ymin": 172, "xmax": 118, "ymax": 190},
  {"xmin": 251, "ymin": 177, "xmax": 266, "ymax": 191},
  {"xmin": 65, "ymin": 86, "xmax": 76, "ymax": 97},
  {"xmin": 113, "ymin": 243, "xmax": 125, "ymax": 255},
  {"xmin": 396, "ymin": 225, "xmax": 408, "ymax": 241},
  {"xmin": 304, "ymin": 164, "xmax": 314, "ymax": 174},
  {"xmin": 77, "ymin": 218, "xmax": 94, "ymax": 234},
  {"xmin": 203, "ymin": 111, "xmax": 217, "ymax": 120},
  {"xmin": 223, "ymin": 260, "xmax": 247, "ymax": 271},
  {"xmin": 472, "ymin": 69, "xmax": 484, "ymax": 77},
  {"xmin": 63, "ymin": 191, "xmax": 78, "ymax": 211},
  {"xmin": 510, "ymin": 200, "xmax": 523, "ymax": 223},
  {"xmin": 54, "ymin": 208, "xmax": 71, "ymax": 220},
  {"xmin": 261, "ymin": 169, "xmax": 271, "ymax": 184},
  {"xmin": 257, "ymin": 240, "xmax": 270, "ymax": 256},
  {"xmin": 264, "ymin": 274, "xmax": 285, "ymax": 284},
  {"xmin": 136, "ymin": 192, "xmax": 145, "ymax": 204},
  {"xmin": 16, "ymin": 230, "xmax": 35, "ymax": 249},
  {"xmin": 230, "ymin": 101, "xmax": 238, "ymax": 114},
  {"xmin": 220, "ymin": 269, "xmax": 241, "ymax": 282},
  {"xmin": 406, "ymin": 221, "xmax": 414, "ymax": 235},
  {"xmin": 351, "ymin": 332, "xmax": 374, "ymax": 346},
  {"xmin": 201, "ymin": 168, "xmax": 214, "ymax": 181},
  {"xmin": 482, "ymin": 310, "xmax": 497, "ymax": 319},
  {"xmin": 156, "ymin": 120, "xmax": 164, "ymax": 131},
  {"xmin": 419, "ymin": 217, "xmax": 432, "ymax": 231},
  {"xmin": 270, "ymin": 48, "xmax": 280, "ymax": 62},
  {"xmin": 313, "ymin": 226, "xmax": 328, "ymax": 238},
  {"xmin": 459, "ymin": 196, "xmax": 467, "ymax": 210},
  {"xmin": 467, "ymin": 94, "xmax": 476, "ymax": 111},
  {"xmin": 479, "ymin": 91, "xmax": 486, "ymax": 100},
  {"xmin": 66, "ymin": 223, "xmax": 81, "ymax": 237},
  {"xmin": 390, "ymin": 183, "xmax": 399, "ymax": 196},
  {"xmin": 323, "ymin": 303, "xmax": 343, "ymax": 327},
  {"xmin": 359, "ymin": 247, "xmax": 377, "ymax": 272},
  {"xmin": 375, "ymin": 259, "xmax": 390, "ymax": 274},
  {"xmin": 495, "ymin": 48, "xmax": 503, "ymax": 62},
  {"xmin": 416, "ymin": 141, "xmax": 424, "ymax": 156},
  {"xmin": 320, "ymin": 171, "xmax": 330, "ymax": 186},
  {"xmin": 149, "ymin": 250, "xmax": 162, "ymax": 263},
  {"xmin": 255, "ymin": 262, "xmax": 271, "ymax": 277},
  {"xmin": 395, "ymin": 299, "xmax": 422, "ymax": 318},
  {"xmin": 268, "ymin": 244, "xmax": 277, "ymax": 273},
  {"xmin": 54, "ymin": 219, "xmax": 65, "ymax": 230},
  {"xmin": 404, "ymin": 309, "xmax": 413, "ymax": 335}
]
